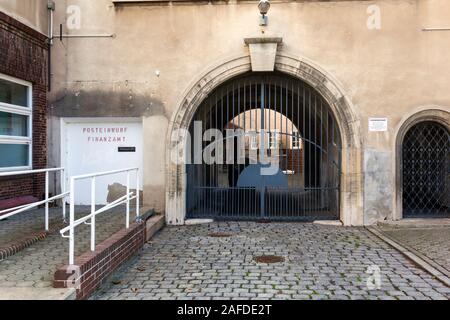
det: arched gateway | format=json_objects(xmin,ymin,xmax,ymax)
[
  {"xmin": 186, "ymin": 73, "xmax": 342, "ymax": 220},
  {"xmin": 166, "ymin": 54, "xmax": 363, "ymax": 225}
]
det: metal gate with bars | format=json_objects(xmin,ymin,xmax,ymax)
[
  {"xmin": 187, "ymin": 73, "xmax": 342, "ymax": 221},
  {"xmin": 403, "ymin": 121, "xmax": 450, "ymax": 217}
]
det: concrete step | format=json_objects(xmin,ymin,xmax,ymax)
[{"xmin": 0, "ymin": 287, "xmax": 76, "ymax": 300}]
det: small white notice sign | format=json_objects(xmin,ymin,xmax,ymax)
[{"xmin": 369, "ymin": 118, "xmax": 388, "ymax": 132}]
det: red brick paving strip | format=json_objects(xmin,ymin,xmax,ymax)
[{"xmin": 0, "ymin": 221, "xmax": 65, "ymax": 261}]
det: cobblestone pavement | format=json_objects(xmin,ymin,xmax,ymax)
[
  {"xmin": 92, "ymin": 222, "xmax": 450, "ymax": 300},
  {"xmin": 379, "ymin": 224, "xmax": 450, "ymax": 274},
  {"xmin": 0, "ymin": 206, "xmax": 136, "ymax": 289}
]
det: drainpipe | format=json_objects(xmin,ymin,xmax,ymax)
[
  {"xmin": 47, "ymin": 1, "xmax": 55, "ymax": 92},
  {"xmin": 48, "ymin": 1, "xmax": 55, "ymax": 44},
  {"xmin": 47, "ymin": 1, "xmax": 56, "ymax": 197}
]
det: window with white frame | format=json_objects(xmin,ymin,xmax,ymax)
[
  {"xmin": 291, "ymin": 130, "xmax": 302, "ymax": 149},
  {"xmin": 269, "ymin": 131, "xmax": 279, "ymax": 150},
  {"xmin": 248, "ymin": 131, "xmax": 258, "ymax": 150},
  {"xmin": 0, "ymin": 74, "xmax": 32, "ymax": 171}
]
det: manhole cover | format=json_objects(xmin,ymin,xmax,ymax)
[
  {"xmin": 254, "ymin": 255, "xmax": 285, "ymax": 264},
  {"xmin": 208, "ymin": 232, "xmax": 233, "ymax": 238}
]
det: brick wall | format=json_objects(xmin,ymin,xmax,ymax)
[
  {"xmin": 54, "ymin": 221, "xmax": 147, "ymax": 300},
  {"xmin": 286, "ymin": 149, "xmax": 304, "ymax": 173},
  {"xmin": 0, "ymin": 11, "xmax": 48, "ymax": 200}
]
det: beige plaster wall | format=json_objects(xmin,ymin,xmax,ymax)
[
  {"xmin": 48, "ymin": 0, "xmax": 450, "ymax": 223},
  {"xmin": 0, "ymin": 0, "xmax": 49, "ymax": 34}
]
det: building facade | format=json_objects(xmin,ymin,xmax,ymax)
[
  {"xmin": 0, "ymin": 1, "xmax": 48, "ymax": 202},
  {"xmin": 46, "ymin": 0, "xmax": 449, "ymax": 226}
]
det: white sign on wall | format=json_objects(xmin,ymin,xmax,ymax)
[
  {"xmin": 63, "ymin": 119, "xmax": 143, "ymax": 205},
  {"xmin": 369, "ymin": 118, "xmax": 388, "ymax": 132}
]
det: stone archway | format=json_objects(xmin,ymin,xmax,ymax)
[
  {"xmin": 166, "ymin": 53, "xmax": 363, "ymax": 226},
  {"xmin": 394, "ymin": 108, "xmax": 450, "ymax": 220}
]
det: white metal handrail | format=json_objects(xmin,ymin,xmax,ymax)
[
  {"xmin": 0, "ymin": 168, "xmax": 67, "ymax": 231},
  {"xmin": 60, "ymin": 168, "xmax": 140, "ymax": 265}
]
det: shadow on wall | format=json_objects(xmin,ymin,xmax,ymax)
[
  {"xmin": 107, "ymin": 183, "xmax": 143, "ymax": 206},
  {"xmin": 49, "ymin": 89, "xmax": 167, "ymax": 118}
]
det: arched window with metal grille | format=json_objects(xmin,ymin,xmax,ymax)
[{"xmin": 402, "ymin": 121, "xmax": 450, "ymax": 218}]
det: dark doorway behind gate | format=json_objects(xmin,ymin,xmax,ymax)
[
  {"xmin": 402, "ymin": 121, "xmax": 450, "ymax": 218},
  {"xmin": 186, "ymin": 73, "xmax": 342, "ymax": 221}
]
